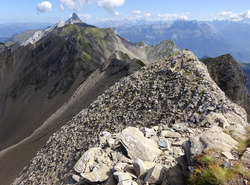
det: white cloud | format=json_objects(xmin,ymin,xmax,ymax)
[
  {"xmin": 97, "ymin": 0, "xmax": 126, "ymax": 14},
  {"xmin": 132, "ymin": 10, "xmax": 141, "ymax": 15},
  {"xmin": 58, "ymin": 0, "xmax": 126, "ymax": 13},
  {"xmin": 158, "ymin": 13, "xmax": 188, "ymax": 21},
  {"xmin": 144, "ymin": 13, "xmax": 151, "ymax": 17},
  {"xmin": 59, "ymin": 0, "xmax": 89, "ymax": 12},
  {"xmin": 37, "ymin": 1, "xmax": 52, "ymax": 13},
  {"xmin": 216, "ymin": 10, "xmax": 250, "ymax": 21},
  {"xmin": 79, "ymin": 14, "xmax": 92, "ymax": 20}
]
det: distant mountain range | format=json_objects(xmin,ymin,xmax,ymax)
[
  {"xmin": 2, "ymin": 19, "xmax": 250, "ymax": 63},
  {"xmin": 115, "ymin": 20, "xmax": 250, "ymax": 63}
]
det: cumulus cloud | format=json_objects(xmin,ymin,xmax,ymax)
[
  {"xmin": 59, "ymin": 0, "xmax": 126, "ymax": 13},
  {"xmin": 144, "ymin": 13, "xmax": 151, "ymax": 17},
  {"xmin": 97, "ymin": 0, "xmax": 126, "ymax": 14},
  {"xmin": 216, "ymin": 10, "xmax": 250, "ymax": 21},
  {"xmin": 132, "ymin": 10, "xmax": 141, "ymax": 15},
  {"xmin": 59, "ymin": 0, "xmax": 89, "ymax": 12},
  {"xmin": 37, "ymin": 1, "xmax": 52, "ymax": 13},
  {"xmin": 79, "ymin": 14, "xmax": 92, "ymax": 20},
  {"xmin": 158, "ymin": 13, "xmax": 188, "ymax": 21}
]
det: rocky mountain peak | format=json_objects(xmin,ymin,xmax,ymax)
[
  {"xmin": 12, "ymin": 49, "xmax": 249, "ymax": 184},
  {"xmin": 202, "ymin": 54, "xmax": 250, "ymax": 122},
  {"xmin": 66, "ymin": 13, "xmax": 83, "ymax": 24}
]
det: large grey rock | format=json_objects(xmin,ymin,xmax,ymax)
[
  {"xmin": 197, "ymin": 126, "xmax": 238, "ymax": 152},
  {"xmin": 74, "ymin": 147, "xmax": 100, "ymax": 174},
  {"xmin": 132, "ymin": 158, "xmax": 146, "ymax": 177},
  {"xmin": 201, "ymin": 112, "xmax": 229, "ymax": 128},
  {"xmin": 183, "ymin": 126, "xmax": 239, "ymax": 167},
  {"xmin": 241, "ymin": 148, "xmax": 250, "ymax": 164},
  {"xmin": 144, "ymin": 164, "xmax": 166, "ymax": 184},
  {"xmin": 119, "ymin": 127, "xmax": 162, "ymax": 162}
]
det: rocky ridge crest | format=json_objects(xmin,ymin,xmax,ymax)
[{"xmin": 12, "ymin": 50, "xmax": 249, "ymax": 184}]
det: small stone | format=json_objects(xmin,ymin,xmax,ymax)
[
  {"xmin": 161, "ymin": 130, "xmax": 181, "ymax": 138},
  {"xmin": 221, "ymin": 151, "xmax": 234, "ymax": 160},
  {"xmin": 114, "ymin": 162, "xmax": 129, "ymax": 172},
  {"xmin": 223, "ymin": 160, "xmax": 233, "ymax": 169},
  {"xmin": 144, "ymin": 164, "xmax": 165, "ymax": 184},
  {"xmin": 188, "ymin": 166, "xmax": 194, "ymax": 173},
  {"xmin": 142, "ymin": 127, "xmax": 157, "ymax": 138},
  {"xmin": 80, "ymin": 166, "xmax": 111, "ymax": 183},
  {"xmin": 132, "ymin": 158, "xmax": 147, "ymax": 177},
  {"xmin": 114, "ymin": 172, "xmax": 132, "ymax": 182},
  {"xmin": 107, "ymin": 138, "xmax": 115, "ymax": 146},
  {"xmin": 72, "ymin": 174, "xmax": 81, "ymax": 182},
  {"xmin": 158, "ymin": 138, "xmax": 170, "ymax": 150},
  {"xmin": 118, "ymin": 179, "xmax": 138, "ymax": 185}
]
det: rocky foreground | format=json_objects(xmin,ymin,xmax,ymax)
[{"xmin": 12, "ymin": 50, "xmax": 249, "ymax": 184}]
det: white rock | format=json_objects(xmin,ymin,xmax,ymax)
[
  {"xmin": 114, "ymin": 172, "xmax": 132, "ymax": 182},
  {"xmin": 118, "ymin": 179, "xmax": 138, "ymax": 185},
  {"xmin": 74, "ymin": 147, "xmax": 100, "ymax": 174},
  {"xmin": 221, "ymin": 151, "xmax": 235, "ymax": 160},
  {"xmin": 132, "ymin": 158, "xmax": 147, "ymax": 177},
  {"xmin": 80, "ymin": 166, "xmax": 111, "ymax": 183},
  {"xmin": 241, "ymin": 148, "xmax": 250, "ymax": 164},
  {"xmin": 158, "ymin": 138, "xmax": 170, "ymax": 150},
  {"xmin": 119, "ymin": 127, "xmax": 162, "ymax": 162},
  {"xmin": 144, "ymin": 164, "xmax": 165, "ymax": 184},
  {"xmin": 72, "ymin": 174, "xmax": 81, "ymax": 182},
  {"xmin": 161, "ymin": 130, "xmax": 181, "ymax": 138}
]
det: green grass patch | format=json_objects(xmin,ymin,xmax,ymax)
[
  {"xmin": 189, "ymin": 151, "xmax": 250, "ymax": 185},
  {"xmin": 136, "ymin": 59, "xmax": 146, "ymax": 67}
]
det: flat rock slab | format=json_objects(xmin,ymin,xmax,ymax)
[
  {"xmin": 119, "ymin": 127, "xmax": 162, "ymax": 162},
  {"xmin": 80, "ymin": 166, "xmax": 111, "ymax": 183}
]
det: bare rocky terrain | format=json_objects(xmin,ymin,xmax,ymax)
[{"xmin": 12, "ymin": 50, "xmax": 249, "ymax": 185}]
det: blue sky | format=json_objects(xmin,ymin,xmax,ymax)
[{"xmin": 1, "ymin": 0, "xmax": 250, "ymax": 23}]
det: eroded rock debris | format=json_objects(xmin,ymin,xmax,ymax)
[{"xmin": 12, "ymin": 49, "xmax": 249, "ymax": 185}]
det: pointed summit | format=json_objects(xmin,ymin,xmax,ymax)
[{"xmin": 66, "ymin": 13, "xmax": 83, "ymax": 24}]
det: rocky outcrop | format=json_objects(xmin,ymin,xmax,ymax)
[
  {"xmin": 12, "ymin": 50, "xmax": 248, "ymax": 184},
  {"xmin": 202, "ymin": 54, "xmax": 250, "ymax": 122}
]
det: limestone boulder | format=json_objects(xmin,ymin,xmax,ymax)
[
  {"xmin": 74, "ymin": 147, "xmax": 100, "ymax": 174},
  {"xmin": 119, "ymin": 127, "xmax": 162, "ymax": 162},
  {"xmin": 144, "ymin": 164, "xmax": 166, "ymax": 184},
  {"xmin": 241, "ymin": 148, "xmax": 250, "ymax": 164}
]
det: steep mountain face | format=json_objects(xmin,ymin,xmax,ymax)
[
  {"xmin": 12, "ymin": 50, "xmax": 248, "ymax": 184},
  {"xmin": 116, "ymin": 20, "xmax": 250, "ymax": 62},
  {"xmin": 0, "ymin": 21, "xmax": 178, "ymax": 184},
  {"xmin": 240, "ymin": 62, "xmax": 250, "ymax": 93},
  {"xmin": 202, "ymin": 54, "xmax": 250, "ymax": 122}
]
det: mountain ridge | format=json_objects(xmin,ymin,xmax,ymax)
[
  {"xmin": 11, "ymin": 49, "xmax": 249, "ymax": 184},
  {"xmin": 0, "ymin": 18, "xmax": 179, "ymax": 184}
]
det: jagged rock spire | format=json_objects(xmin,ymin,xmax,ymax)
[{"xmin": 66, "ymin": 13, "xmax": 83, "ymax": 24}]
